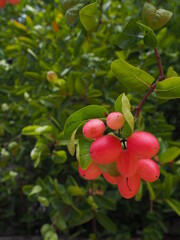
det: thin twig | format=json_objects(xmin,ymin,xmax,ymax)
[{"xmin": 154, "ymin": 48, "xmax": 165, "ymax": 81}]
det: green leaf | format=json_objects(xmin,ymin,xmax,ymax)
[
  {"xmin": 138, "ymin": 22, "xmax": 158, "ymax": 48},
  {"xmin": 142, "ymin": 2, "xmax": 173, "ymax": 30},
  {"xmin": 94, "ymin": 195, "xmax": 116, "ymax": 211},
  {"xmin": 79, "ymin": 2, "xmax": 98, "ymax": 32},
  {"xmin": 111, "ymin": 59, "xmax": 154, "ymax": 93},
  {"xmin": 115, "ymin": 93, "xmax": 134, "ymax": 138},
  {"xmin": 22, "ymin": 125, "xmax": 52, "ymax": 136},
  {"xmin": 22, "ymin": 185, "xmax": 34, "ymax": 195},
  {"xmin": 29, "ymin": 185, "xmax": 42, "ymax": 196},
  {"xmin": 98, "ymin": 162, "xmax": 120, "ymax": 177},
  {"xmin": 165, "ymin": 198, "xmax": 180, "ymax": 216},
  {"xmin": 64, "ymin": 105, "xmax": 108, "ymax": 138},
  {"xmin": 163, "ymin": 173, "xmax": 173, "ymax": 198},
  {"xmin": 67, "ymin": 186, "xmax": 84, "ymax": 196},
  {"xmin": 146, "ymin": 182, "xmax": 156, "ymax": 200},
  {"xmin": 117, "ymin": 20, "xmax": 143, "ymax": 49},
  {"xmin": 156, "ymin": 77, "xmax": 180, "ymax": 99},
  {"xmin": 76, "ymin": 138, "xmax": 92, "ymax": 169},
  {"xmin": 159, "ymin": 147, "xmax": 180, "ymax": 164},
  {"xmin": 38, "ymin": 196, "xmax": 49, "ymax": 207},
  {"xmin": 96, "ymin": 211, "xmax": 117, "ymax": 233},
  {"xmin": 52, "ymin": 150, "xmax": 67, "ymax": 164},
  {"xmin": 24, "ymin": 72, "xmax": 43, "ymax": 81},
  {"xmin": 60, "ymin": 0, "xmax": 87, "ymax": 28}
]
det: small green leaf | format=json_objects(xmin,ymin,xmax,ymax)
[
  {"xmin": 52, "ymin": 150, "xmax": 67, "ymax": 164},
  {"xmin": 79, "ymin": 2, "xmax": 97, "ymax": 32},
  {"xmin": 24, "ymin": 72, "xmax": 43, "ymax": 81},
  {"xmin": 163, "ymin": 173, "xmax": 173, "ymax": 198},
  {"xmin": 142, "ymin": 2, "xmax": 173, "ymax": 30},
  {"xmin": 146, "ymin": 182, "xmax": 156, "ymax": 200},
  {"xmin": 29, "ymin": 185, "xmax": 42, "ymax": 196},
  {"xmin": 38, "ymin": 196, "xmax": 49, "ymax": 207},
  {"xmin": 159, "ymin": 147, "xmax": 180, "ymax": 163},
  {"xmin": 94, "ymin": 195, "xmax": 116, "ymax": 211},
  {"xmin": 98, "ymin": 162, "xmax": 120, "ymax": 177},
  {"xmin": 111, "ymin": 59, "xmax": 154, "ymax": 93},
  {"xmin": 165, "ymin": 198, "xmax": 180, "ymax": 216},
  {"xmin": 96, "ymin": 211, "xmax": 117, "ymax": 233},
  {"xmin": 117, "ymin": 20, "xmax": 143, "ymax": 49},
  {"xmin": 67, "ymin": 186, "xmax": 84, "ymax": 196},
  {"xmin": 138, "ymin": 22, "xmax": 158, "ymax": 48},
  {"xmin": 156, "ymin": 77, "xmax": 180, "ymax": 99},
  {"xmin": 76, "ymin": 138, "xmax": 92, "ymax": 169},
  {"xmin": 115, "ymin": 93, "xmax": 134, "ymax": 138}
]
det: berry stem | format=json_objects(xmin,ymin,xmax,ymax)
[{"xmin": 135, "ymin": 48, "xmax": 165, "ymax": 118}]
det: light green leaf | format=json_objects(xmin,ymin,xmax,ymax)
[
  {"xmin": 115, "ymin": 93, "xmax": 134, "ymax": 138},
  {"xmin": 163, "ymin": 173, "xmax": 173, "ymax": 198},
  {"xmin": 146, "ymin": 182, "xmax": 156, "ymax": 200},
  {"xmin": 79, "ymin": 2, "xmax": 98, "ymax": 32},
  {"xmin": 38, "ymin": 196, "xmax": 49, "ymax": 207},
  {"xmin": 98, "ymin": 162, "xmax": 120, "ymax": 177},
  {"xmin": 165, "ymin": 198, "xmax": 180, "ymax": 216},
  {"xmin": 138, "ymin": 22, "xmax": 158, "ymax": 48},
  {"xmin": 67, "ymin": 186, "xmax": 84, "ymax": 196},
  {"xmin": 64, "ymin": 105, "xmax": 108, "ymax": 138},
  {"xmin": 159, "ymin": 147, "xmax": 180, "ymax": 164},
  {"xmin": 156, "ymin": 77, "xmax": 180, "ymax": 99},
  {"xmin": 117, "ymin": 20, "xmax": 143, "ymax": 49},
  {"xmin": 142, "ymin": 2, "xmax": 173, "ymax": 30},
  {"xmin": 52, "ymin": 150, "xmax": 67, "ymax": 164},
  {"xmin": 29, "ymin": 185, "xmax": 42, "ymax": 196},
  {"xmin": 111, "ymin": 59, "xmax": 154, "ymax": 93},
  {"xmin": 76, "ymin": 138, "xmax": 92, "ymax": 169},
  {"xmin": 96, "ymin": 212, "xmax": 117, "ymax": 233}
]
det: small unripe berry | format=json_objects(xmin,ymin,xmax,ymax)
[
  {"xmin": 103, "ymin": 173, "xmax": 117, "ymax": 185},
  {"xmin": 106, "ymin": 112, "xmax": 125, "ymax": 130},
  {"xmin": 82, "ymin": 119, "xmax": 105, "ymax": 139},
  {"xmin": 116, "ymin": 149, "xmax": 138, "ymax": 177},
  {"xmin": 137, "ymin": 159, "xmax": 160, "ymax": 182},
  {"xmin": 89, "ymin": 135, "xmax": 122, "ymax": 164},
  {"xmin": 78, "ymin": 162, "xmax": 102, "ymax": 180},
  {"xmin": 117, "ymin": 175, "xmax": 141, "ymax": 199},
  {"xmin": 127, "ymin": 131, "xmax": 159, "ymax": 159}
]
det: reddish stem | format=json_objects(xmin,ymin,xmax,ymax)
[{"xmin": 135, "ymin": 48, "xmax": 165, "ymax": 118}]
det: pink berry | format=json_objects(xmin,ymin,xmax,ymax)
[
  {"xmin": 78, "ymin": 162, "xmax": 102, "ymax": 180},
  {"xmin": 137, "ymin": 159, "xmax": 160, "ymax": 182},
  {"xmin": 117, "ymin": 175, "xmax": 141, "ymax": 199},
  {"xmin": 82, "ymin": 119, "xmax": 105, "ymax": 139},
  {"xmin": 116, "ymin": 149, "xmax": 138, "ymax": 177},
  {"xmin": 103, "ymin": 173, "xmax": 117, "ymax": 185},
  {"xmin": 106, "ymin": 112, "xmax": 125, "ymax": 130},
  {"xmin": 127, "ymin": 131, "xmax": 159, "ymax": 159},
  {"xmin": 89, "ymin": 135, "xmax": 122, "ymax": 164}
]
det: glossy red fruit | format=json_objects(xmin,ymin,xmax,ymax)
[
  {"xmin": 8, "ymin": 0, "xmax": 20, "ymax": 5},
  {"xmin": 106, "ymin": 112, "xmax": 125, "ymax": 130},
  {"xmin": 82, "ymin": 119, "xmax": 105, "ymax": 139},
  {"xmin": 103, "ymin": 173, "xmax": 117, "ymax": 185},
  {"xmin": 117, "ymin": 175, "xmax": 141, "ymax": 199},
  {"xmin": 116, "ymin": 149, "xmax": 138, "ymax": 177},
  {"xmin": 137, "ymin": 159, "xmax": 160, "ymax": 182},
  {"xmin": 0, "ymin": 0, "xmax": 6, "ymax": 8},
  {"xmin": 78, "ymin": 162, "xmax": 102, "ymax": 180},
  {"xmin": 89, "ymin": 135, "xmax": 122, "ymax": 164},
  {"xmin": 127, "ymin": 131, "xmax": 159, "ymax": 159}
]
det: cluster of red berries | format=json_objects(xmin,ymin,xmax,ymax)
[
  {"xmin": 0, "ymin": 0, "xmax": 20, "ymax": 8},
  {"xmin": 78, "ymin": 112, "xmax": 160, "ymax": 199}
]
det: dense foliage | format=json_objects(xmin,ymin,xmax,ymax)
[{"xmin": 0, "ymin": 0, "xmax": 180, "ymax": 239}]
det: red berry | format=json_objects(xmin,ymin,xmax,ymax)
[
  {"xmin": 78, "ymin": 162, "xmax": 102, "ymax": 180},
  {"xmin": 127, "ymin": 131, "xmax": 159, "ymax": 159},
  {"xmin": 116, "ymin": 149, "xmax": 138, "ymax": 177},
  {"xmin": 137, "ymin": 159, "xmax": 160, "ymax": 182},
  {"xmin": 0, "ymin": 0, "xmax": 6, "ymax": 8},
  {"xmin": 82, "ymin": 119, "xmax": 105, "ymax": 139},
  {"xmin": 106, "ymin": 112, "xmax": 125, "ymax": 130},
  {"xmin": 117, "ymin": 175, "xmax": 141, "ymax": 199},
  {"xmin": 89, "ymin": 135, "xmax": 122, "ymax": 164},
  {"xmin": 103, "ymin": 173, "xmax": 117, "ymax": 185},
  {"xmin": 8, "ymin": 0, "xmax": 20, "ymax": 5}
]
